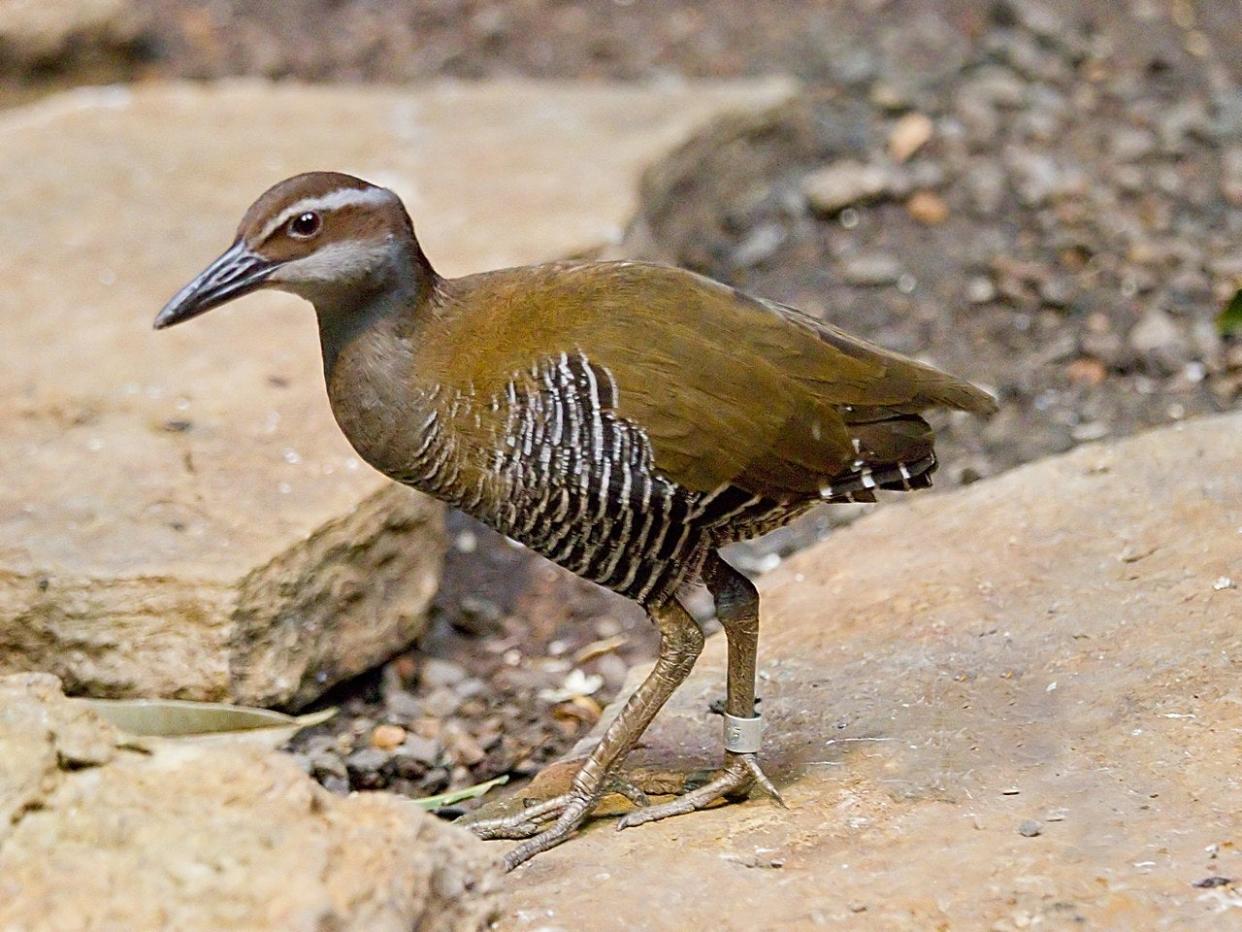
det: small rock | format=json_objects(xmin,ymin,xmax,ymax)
[
  {"xmin": 1018, "ymin": 819, "xmax": 1043, "ymax": 837},
  {"xmin": 965, "ymin": 162, "xmax": 1007, "ymax": 215},
  {"xmin": 1110, "ymin": 127, "xmax": 1157, "ymax": 163},
  {"xmin": 420, "ymin": 657, "xmax": 467, "ymax": 689},
  {"xmin": 888, "ymin": 112, "xmax": 934, "ymax": 163},
  {"xmin": 1005, "ymin": 148, "xmax": 1078, "ymax": 207},
  {"xmin": 1039, "ymin": 276, "xmax": 1074, "ymax": 308},
  {"xmin": 384, "ymin": 687, "xmax": 423, "ymax": 721},
  {"xmin": 1065, "ymin": 358, "xmax": 1108, "ymax": 386},
  {"xmin": 454, "ymin": 595, "xmax": 503, "ymax": 636},
  {"xmin": 1129, "ymin": 308, "xmax": 1190, "ymax": 370},
  {"xmin": 1193, "ymin": 877, "xmax": 1235, "ymax": 889},
  {"xmin": 731, "ymin": 222, "xmax": 787, "ymax": 268},
  {"xmin": 966, "ymin": 276, "xmax": 997, "ymax": 304},
  {"xmin": 1071, "ymin": 422, "xmax": 1110, "ymax": 443},
  {"xmin": 399, "ymin": 734, "xmax": 443, "ymax": 768},
  {"xmin": 310, "ymin": 750, "xmax": 348, "ymax": 782},
  {"xmin": 345, "ymin": 747, "xmax": 389, "ymax": 776},
  {"xmin": 371, "ymin": 724, "xmax": 407, "ymax": 751},
  {"xmin": 842, "ymin": 254, "xmax": 904, "ymax": 286},
  {"xmin": 422, "ymin": 686, "xmax": 461, "ymax": 718},
  {"xmin": 907, "ymin": 191, "xmax": 949, "ymax": 225},
  {"xmin": 1221, "ymin": 147, "xmax": 1242, "ymax": 208},
  {"xmin": 802, "ymin": 161, "xmax": 894, "ymax": 215}
]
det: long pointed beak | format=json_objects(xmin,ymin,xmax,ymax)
[{"xmin": 153, "ymin": 241, "xmax": 276, "ymax": 330}]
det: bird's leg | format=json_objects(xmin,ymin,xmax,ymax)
[
  {"xmin": 617, "ymin": 553, "xmax": 784, "ymax": 831},
  {"xmin": 467, "ymin": 598, "xmax": 705, "ymax": 869}
]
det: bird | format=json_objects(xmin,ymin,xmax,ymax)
[{"xmin": 155, "ymin": 171, "xmax": 996, "ymax": 870}]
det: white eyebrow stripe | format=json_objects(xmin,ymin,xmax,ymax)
[{"xmin": 257, "ymin": 186, "xmax": 394, "ymax": 242}]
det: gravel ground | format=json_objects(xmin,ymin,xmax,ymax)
[{"xmin": 11, "ymin": 0, "xmax": 1238, "ymax": 806}]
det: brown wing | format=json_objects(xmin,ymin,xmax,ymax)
[{"xmin": 430, "ymin": 261, "xmax": 996, "ymax": 497}]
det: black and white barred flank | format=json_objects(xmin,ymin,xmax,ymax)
[{"xmin": 390, "ymin": 349, "xmax": 935, "ymax": 607}]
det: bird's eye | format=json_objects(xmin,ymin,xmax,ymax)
[{"xmin": 288, "ymin": 211, "xmax": 321, "ymax": 239}]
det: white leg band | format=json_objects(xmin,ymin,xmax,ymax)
[{"xmin": 723, "ymin": 710, "xmax": 763, "ymax": 754}]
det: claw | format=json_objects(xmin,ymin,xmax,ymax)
[
  {"xmin": 464, "ymin": 793, "xmax": 572, "ymax": 841},
  {"xmin": 502, "ymin": 793, "xmax": 597, "ymax": 870},
  {"xmin": 615, "ymin": 753, "xmax": 782, "ymax": 832}
]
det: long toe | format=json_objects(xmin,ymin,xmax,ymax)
[
  {"xmin": 502, "ymin": 794, "xmax": 596, "ymax": 870},
  {"xmin": 616, "ymin": 753, "xmax": 782, "ymax": 831},
  {"xmin": 463, "ymin": 794, "xmax": 572, "ymax": 841}
]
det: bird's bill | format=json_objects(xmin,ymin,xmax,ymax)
[{"xmin": 153, "ymin": 241, "xmax": 276, "ymax": 330}]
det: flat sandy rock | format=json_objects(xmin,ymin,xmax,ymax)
[
  {"xmin": 0, "ymin": 672, "xmax": 500, "ymax": 930},
  {"xmin": 0, "ymin": 78, "xmax": 793, "ymax": 705},
  {"xmin": 491, "ymin": 413, "xmax": 1242, "ymax": 929}
]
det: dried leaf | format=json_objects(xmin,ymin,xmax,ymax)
[
  {"xmin": 413, "ymin": 774, "xmax": 508, "ymax": 811},
  {"xmin": 75, "ymin": 697, "xmax": 335, "ymax": 748}
]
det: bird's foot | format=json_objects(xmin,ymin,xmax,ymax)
[
  {"xmin": 465, "ymin": 774, "xmax": 651, "ymax": 869},
  {"xmin": 616, "ymin": 752, "xmax": 785, "ymax": 831}
]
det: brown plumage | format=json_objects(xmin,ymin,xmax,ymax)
[{"xmin": 156, "ymin": 171, "xmax": 996, "ymax": 869}]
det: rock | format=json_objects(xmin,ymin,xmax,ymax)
[
  {"xmin": 964, "ymin": 161, "xmax": 1008, "ymax": 215},
  {"xmin": 1129, "ymin": 307, "xmax": 1190, "ymax": 370},
  {"xmin": 1222, "ymin": 146, "xmax": 1242, "ymax": 207},
  {"xmin": 490, "ymin": 414, "xmax": 1242, "ymax": 929},
  {"xmin": 371, "ymin": 724, "xmax": 407, "ymax": 751},
  {"xmin": 420, "ymin": 657, "xmax": 468, "ymax": 689},
  {"xmin": 802, "ymin": 160, "xmax": 895, "ymax": 215},
  {"xmin": 841, "ymin": 253, "xmax": 904, "ymax": 286},
  {"xmin": 0, "ymin": 0, "xmax": 144, "ymax": 67},
  {"xmin": 0, "ymin": 78, "xmax": 793, "ymax": 706},
  {"xmin": 729, "ymin": 221, "xmax": 787, "ymax": 268},
  {"xmin": 1004, "ymin": 146, "xmax": 1084, "ymax": 207},
  {"xmin": 888, "ymin": 112, "xmax": 934, "ymax": 163},
  {"xmin": 906, "ymin": 190, "xmax": 949, "ymax": 225},
  {"xmin": 1110, "ymin": 126, "xmax": 1157, "ymax": 163},
  {"xmin": 0, "ymin": 674, "xmax": 498, "ymax": 930},
  {"xmin": 965, "ymin": 276, "xmax": 997, "ymax": 304}
]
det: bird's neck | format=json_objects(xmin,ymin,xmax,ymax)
[
  {"xmin": 313, "ymin": 250, "xmax": 451, "ymax": 482},
  {"xmin": 313, "ymin": 241, "xmax": 438, "ymax": 377}
]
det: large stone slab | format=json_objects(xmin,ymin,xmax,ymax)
[
  {"xmin": 0, "ymin": 673, "xmax": 499, "ymax": 930},
  {"xmin": 0, "ymin": 78, "xmax": 793, "ymax": 705},
  {"xmin": 492, "ymin": 413, "xmax": 1242, "ymax": 929}
]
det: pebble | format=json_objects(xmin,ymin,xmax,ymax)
[
  {"xmin": 1018, "ymin": 819, "xmax": 1043, "ymax": 837},
  {"xmin": 964, "ymin": 162, "xmax": 1007, "ymax": 215},
  {"xmin": 842, "ymin": 254, "xmax": 904, "ymax": 286},
  {"xmin": 1128, "ymin": 308, "xmax": 1190, "ymax": 370},
  {"xmin": 888, "ymin": 112, "xmax": 934, "ymax": 162},
  {"xmin": 393, "ymin": 734, "xmax": 441, "ymax": 772},
  {"xmin": 731, "ymin": 222, "xmax": 787, "ymax": 268},
  {"xmin": 907, "ymin": 190, "xmax": 949, "ymax": 225},
  {"xmin": 345, "ymin": 748, "xmax": 390, "ymax": 787},
  {"xmin": 966, "ymin": 276, "xmax": 997, "ymax": 304},
  {"xmin": 371, "ymin": 723, "xmax": 406, "ymax": 750},
  {"xmin": 454, "ymin": 596, "xmax": 503, "ymax": 636},
  {"xmin": 384, "ymin": 688, "xmax": 422, "ymax": 721},
  {"xmin": 1110, "ymin": 127, "xmax": 1157, "ymax": 163},
  {"xmin": 419, "ymin": 657, "xmax": 467, "ymax": 689},
  {"xmin": 802, "ymin": 161, "xmax": 894, "ymax": 215}
]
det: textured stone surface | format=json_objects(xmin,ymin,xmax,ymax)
[
  {"xmin": 0, "ymin": 78, "xmax": 793, "ymax": 705},
  {"xmin": 0, "ymin": 0, "xmax": 143, "ymax": 65},
  {"xmin": 0, "ymin": 673, "xmax": 499, "ymax": 931},
  {"xmin": 486, "ymin": 414, "xmax": 1242, "ymax": 929}
]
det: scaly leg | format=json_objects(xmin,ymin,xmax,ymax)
[
  {"xmin": 618, "ymin": 552, "xmax": 784, "ymax": 831},
  {"xmin": 467, "ymin": 598, "xmax": 704, "ymax": 869}
]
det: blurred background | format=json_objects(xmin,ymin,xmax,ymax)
[{"xmin": 3, "ymin": 0, "xmax": 1238, "ymax": 804}]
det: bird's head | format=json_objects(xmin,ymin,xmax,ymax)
[{"xmin": 154, "ymin": 171, "xmax": 429, "ymax": 329}]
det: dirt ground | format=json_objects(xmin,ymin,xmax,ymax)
[{"xmin": 11, "ymin": 0, "xmax": 1239, "ymax": 806}]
